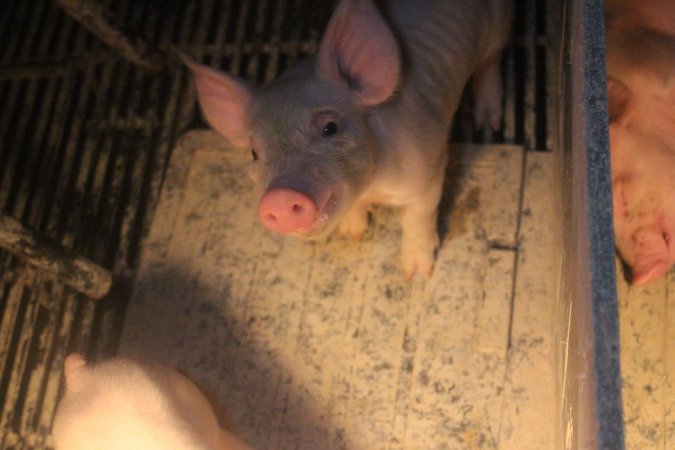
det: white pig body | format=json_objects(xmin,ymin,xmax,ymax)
[
  {"xmin": 606, "ymin": 0, "xmax": 675, "ymax": 284},
  {"xmin": 52, "ymin": 354, "xmax": 251, "ymax": 450},
  {"xmin": 188, "ymin": 0, "xmax": 513, "ymax": 277}
]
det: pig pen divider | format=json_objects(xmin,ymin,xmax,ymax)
[{"xmin": 555, "ymin": 0, "xmax": 625, "ymax": 448}]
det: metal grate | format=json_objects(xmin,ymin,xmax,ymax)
[
  {"xmin": 451, "ymin": 0, "xmax": 552, "ymax": 150},
  {"xmin": 0, "ymin": 0, "xmax": 552, "ymax": 447}
]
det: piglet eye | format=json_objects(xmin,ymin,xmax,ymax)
[
  {"xmin": 251, "ymin": 149, "xmax": 258, "ymax": 161},
  {"xmin": 322, "ymin": 121, "xmax": 338, "ymax": 137}
]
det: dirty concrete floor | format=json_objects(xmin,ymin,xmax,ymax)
[
  {"xmin": 119, "ymin": 130, "xmax": 557, "ymax": 450},
  {"xmin": 617, "ymin": 264, "xmax": 675, "ymax": 450}
]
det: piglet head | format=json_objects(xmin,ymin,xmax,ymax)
[
  {"xmin": 608, "ymin": 77, "xmax": 675, "ymax": 285},
  {"xmin": 186, "ymin": 0, "xmax": 400, "ymax": 238}
]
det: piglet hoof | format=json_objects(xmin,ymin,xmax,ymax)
[
  {"xmin": 472, "ymin": 56, "xmax": 504, "ymax": 133},
  {"xmin": 350, "ymin": 231, "xmax": 366, "ymax": 242},
  {"xmin": 335, "ymin": 225, "xmax": 365, "ymax": 242},
  {"xmin": 402, "ymin": 237, "xmax": 438, "ymax": 280},
  {"xmin": 64, "ymin": 354, "xmax": 87, "ymax": 377},
  {"xmin": 473, "ymin": 94, "xmax": 503, "ymax": 133},
  {"xmin": 473, "ymin": 105, "xmax": 502, "ymax": 133},
  {"xmin": 403, "ymin": 252, "xmax": 435, "ymax": 280},
  {"xmin": 337, "ymin": 210, "xmax": 369, "ymax": 241}
]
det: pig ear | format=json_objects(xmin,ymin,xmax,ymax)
[
  {"xmin": 183, "ymin": 55, "xmax": 253, "ymax": 149},
  {"xmin": 607, "ymin": 77, "xmax": 631, "ymax": 123},
  {"xmin": 317, "ymin": 0, "xmax": 400, "ymax": 105}
]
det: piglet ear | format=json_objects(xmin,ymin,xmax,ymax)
[
  {"xmin": 317, "ymin": 0, "xmax": 400, "ymax": 105},
  {"xmin": 607, "ymin": 77, "xmax": 631, "ymax": 123},
  {"xmin": 183, "ymin": 55, "xmax": 253, "ymax": 149}
]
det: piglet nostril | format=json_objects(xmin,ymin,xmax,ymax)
[{"xmin": 258, "ymin": 188, "xmax": 318, "ymax": 234}]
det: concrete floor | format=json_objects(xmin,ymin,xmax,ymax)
[
  {"xmin": 617, "ymin": 264, "xmax": 675, "ymax": 449},
  {"xmin": 119, "ymin": 130, "xmax": 557, "ymax": 450}
]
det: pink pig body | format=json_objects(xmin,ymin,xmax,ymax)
[
  {"xmin": 606, "ymin": 0, "xmax": 675, "ymax": 285},
  {"xmin": 187, "ymin": 0, "xmax": 513, "ymax": 277},
  {"xmin": 52, "ymin": 354, "xmax": 251, "ymax": 450}
]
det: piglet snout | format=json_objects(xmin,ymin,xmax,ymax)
[
  {"xmin": 629, "ymin": 226, "xmax": 673, "ymax": 286},
  {"xmin": 258, "ymin": 188, "xmax": 318, "ymax": 234}
]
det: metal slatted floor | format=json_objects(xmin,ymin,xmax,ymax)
[{"xmin": 0, "ymin": 0, "xmax": 552, "ymax": 447}]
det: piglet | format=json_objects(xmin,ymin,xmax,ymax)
[
  {"xmin": 52, "ymin": 354, "xmax": 252, "ymax": 450},
  {"xmin": 605, "ymin": 0, "xmax": 675, "ymax": 285},
  {"xmin": 185, "ymin": 0, "xmax": 513, "ymax": 278}
]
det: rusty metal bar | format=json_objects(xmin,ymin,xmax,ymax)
[
  {"xmin": 0, "ymin": 214, "xmax": 112, "ymax": 300},
  {"xmin": 51, "ymin": 0, "xmax": 166, "ymax": 71}
]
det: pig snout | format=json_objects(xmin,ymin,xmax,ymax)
[
  {"xmin": 258, "ymin": 188, "xmax": 318, "ymax": 234},
  {"xmin": 628, "ymin": 226, "xmax": 674, "ymax": 286}
]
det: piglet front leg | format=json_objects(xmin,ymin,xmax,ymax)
[
  {"xmin": 336, "ymin": 203, "xmax": 370, "ymax": 241},
  {"xmin": 400, "ymin": 155, "xmax": 447, "ymax": 279}
]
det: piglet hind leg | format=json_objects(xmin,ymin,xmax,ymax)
[{"xmin": 472, "ymin": 53, "xmax": 505, "ymax": 132}]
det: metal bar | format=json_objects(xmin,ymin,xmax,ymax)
[
  {"xmin": 81, "ymin": 0, "xmax": 146, "ymax": 272},
  {"xmin": 104, "ymin": 12, "xmax": 161, "ymax": 274},
  {"xmin": 284, "ymin": 0, "xmax": 304, "ymax": 67},
  {"xmin": 0, "ymin": 0, "xmax": 35, "ymax": 64},
  {"xmin": 0, "ymin": 40, "xmax": 324, "ymax": 81},
  {"xmin": 0, "ymin": 83, "xmax": 25, "ymax": 202},
  {"xmin": 34, "ymin": 289, "xmax": 78, "ymax": 445},
  {"xmin": 230, "ymin": 0, "xmax": 253, "ymax": 76},
  {"xmin": 523, "ymin": 0, "xmax": 536, "ymax": 150},
  {"xmin": 0, "ymin": 271, "xmax": 40, "ymax": 445},
  {"xmin": 0, "ymin": 2, "xmax": 18, "ymax": 50},
  {"xmin": 546, "ymin": 0, "xmax": 560, "ymax": 152},
  {"xmin": 264, "ymin": 0, "xmax": 288, "ymax": 82},
  {"xmin": 84, "ymin": 0, "xmax": 173, "ymax": 358},
  {"xmin": 59, "ymin": 72, "xmax": 119, "ymax": 251},
  {"xmin": 17, "ymin": 281, "xmax": 68, "ymax": 448},
  {"xmin": 246, "ymin": 0, "xmax": 270, "ymax": 81},
  {"xmin": 207, "ymin": 0, "xmax": 235, "ymax": 66},
  {"xmin": 14, "ymin": 281, "xmax": 60, "ymax": 446},
  {"xmin": 0, "ymin": 0, "xmax": 67, "ymax": 215},
  {"xmin": 168, "ymin": 0, "xmax": 204, "ymax": 146},
  {"xmin": 0, "ymin": 51, "xmax": 120, "ymax": 80},
  {"xmin": 19, "ymin": 8, "xmax": 78, "ymax": 225},
  {"xmin": 0, "ymin": 1, "xmax": 48, "ymax": 205},
  {"xmin": 113, "ymin": 0, "xmax": 216, "ymax": 274},
  {"xmin": 0, "ymin": 267, "xmax": 26, "ymax": 405},
  {"xmin": 503, "ymin": 46, "xmax": 517, "ymax": 143},
  {"xmin": 60, "ymin": 5, "xmax": 132, "ymax": 260},
  {"xmin": 0, "ymin": 78, "xmax": 44, "ymax": 215},
  {"xmin": 80, "ymin": 8, "xmax": 138, "ymax": 264},
  {"xmin": 51, "ymin": 0, "xmax": 166, "ymax": 70},
  {"xmin": 39, "ymin": 73, "xmax": 93, "ymax": 236},
  {"xmin": 124, "ymin": 0, "xmax": 201, "ymax": 282},
  {"xmin": 0, "ymin": 214, "xmax": 112, "ymax": 300}
]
